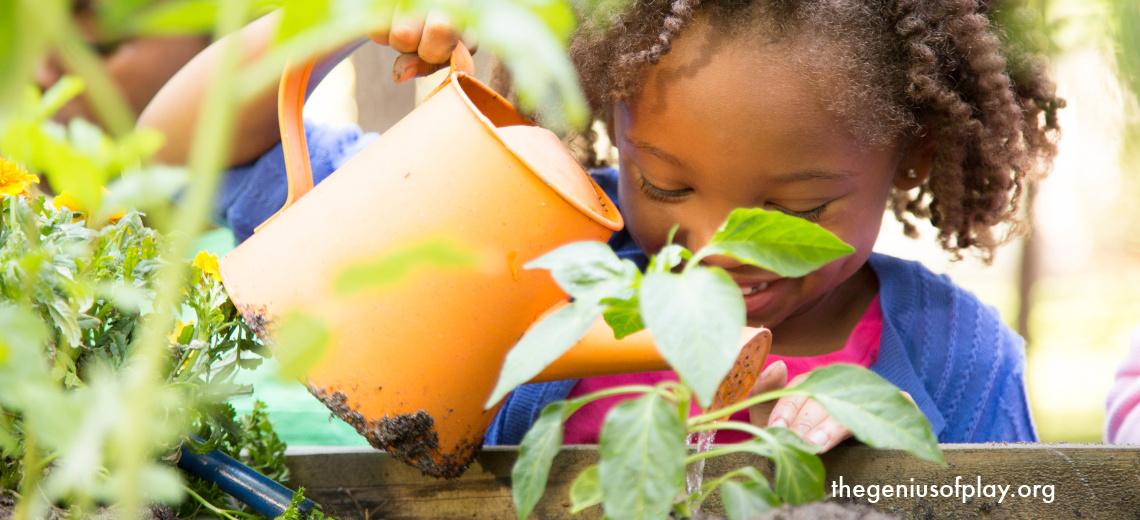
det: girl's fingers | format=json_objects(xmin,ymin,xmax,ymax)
[
  {"xmin": 804, "ymin": 417, "xmax": 852, "ymax": 452},
  {"xmin": 391, "ymin": 53, "xmax": 447, "ymax": 83},
  {"xmin": 766, "ymin": 372, "xmax": 810, "ymax": 429},
  {"xmin": 417, "ymin": 9, "xmax": 461, "ymax": 64},
  {"xmin": 389, "ymin": 1, "xmax": 427, "ymax": 54},
  {"xmin": 747, "ymin": 360, "xmax": 788, "ymax": 427},
  {"xmin": 367, "ymin": 0, "xmax": 400, "ymax": 46}
]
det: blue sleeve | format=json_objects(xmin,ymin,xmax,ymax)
[{"xmin": 215, "ymin": 121, "xmax": 378, "ymax": 244}]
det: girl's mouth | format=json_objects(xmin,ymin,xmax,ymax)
[
  {"xmin": 739, "ymin": 278, "xmax": 783, "ymax": 316},
  {"xmin": 741, "ymin": 282, "xmax": 770, "ymax": 296}
]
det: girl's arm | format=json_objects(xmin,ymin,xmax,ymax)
[{"xmin": 138, "ymin": 8, "xmax": 465, "ymax": 167}]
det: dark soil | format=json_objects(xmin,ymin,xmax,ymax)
[
  {"xmin": 309, "ymin": 387, "xmax": 478, "ymax": 479},
  {"xmin": 692, "ymin": 502, "xmax": 905, "ymax": 520}
]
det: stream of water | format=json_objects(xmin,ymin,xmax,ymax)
[{"xmin": 685, "ymin": 429, "xmax": 718, "ymax": 515}]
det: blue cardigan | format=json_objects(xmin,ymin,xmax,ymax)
[
  {"xmin": 486, "ymin": 170, "xmax": 1037, "ymax": 445},
  {"xmin": 221, "ymin": 131, "xmax": 1036, "ymax": 446}
]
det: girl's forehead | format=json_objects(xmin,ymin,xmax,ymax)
[{"xmin": 623, "ymin": 29, "xmax": 864, "ymax": 153}]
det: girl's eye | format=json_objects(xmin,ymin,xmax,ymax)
[
  {"xmin": 639, "ymin": 174, "xmax": 692, "ymax": 202},
  {"xmin": 770, "ymin": 202, "xmax": 830, "ymax": 222}
]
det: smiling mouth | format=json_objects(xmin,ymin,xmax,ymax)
[{"xmin": 740, "ymin": 282, "xmax": 771, "ymax": 296}]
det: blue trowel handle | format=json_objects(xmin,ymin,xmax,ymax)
[{"xmin": 177, "ymin": 443, "xmax": 314, "ymax": 518}]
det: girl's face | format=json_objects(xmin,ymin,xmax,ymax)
[{"xmin": 612, "ymin": 20, "xmax": 924, "ymax": 333}]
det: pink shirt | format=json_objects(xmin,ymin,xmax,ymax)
[{"xmin": 563, "ymin": 295, "xmax": 883, "ymax": 444}]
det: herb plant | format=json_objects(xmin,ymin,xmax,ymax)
[
  {"xmin": 0, "ymin": 186, "xmax": 292, "ymax": 519},
  {"xmin": 489, "ymin": 208, "xmax": 947, "ymax": 520}
]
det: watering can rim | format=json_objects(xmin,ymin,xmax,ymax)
[{"xmin": 256, "ymin": 43, "xmax": 623, "ymax": 235}]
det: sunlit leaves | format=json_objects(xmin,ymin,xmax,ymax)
[
  {"xmin": 512, "ymin": 402, "xmax": 568, "ymax": 520},
  {"xmin": 486, "ymin": 300, "xmax": 602, "ymax": 407},
  {"xmin": 598, "ymin": 392, "xmax": 687, "ymax": 520},
  {"xmin": 640, "ymin": 268, "xmax": 744, "ymax": 408},
  {"xmin": 701, "ymin": 208, "xmax": 854, "ymax": 278}
]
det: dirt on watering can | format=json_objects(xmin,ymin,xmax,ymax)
[
  {"xmin": 235, "ymin": 303, "xmax": 478, "ymax": 479},
  {"xmin": 308, "ymin": 387, "xmax": 479, "ymax": 479}
]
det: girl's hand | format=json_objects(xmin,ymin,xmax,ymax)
[
  {"xmin": 748, "ymin": 361, "xmax": 853, "ymax": 452},
  {"xmin": 368, "ymin": 3, "xmax": 476, "ymax": 83}
]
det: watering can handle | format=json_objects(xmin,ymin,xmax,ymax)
[{"xmin": 255, "ymin": 43, "xmax": 477, "ymax": 233}]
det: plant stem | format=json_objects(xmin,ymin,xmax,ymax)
[
  {"xmin": 182, "ymin": 486, "xmax": 262, "ymax": 520},
  {"xmin": 565, "ymin": 384, "xmax": 656, "ymax": 416},
  {"xmin": 13, "ymin": 431, "xmax": 42, "ymax": 520},
  {"xmin": 687, "ymin": 389, "xmax": 786, "ymax": 427}
]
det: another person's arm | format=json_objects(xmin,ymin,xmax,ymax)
[{"xmin": 138, "ymin": 7, "xmax": 467, "ymax": 167}]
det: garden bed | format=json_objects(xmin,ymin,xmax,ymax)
[{"xmin": 285, "ymin": 443, "xmax": 1139, "ymax": 519}]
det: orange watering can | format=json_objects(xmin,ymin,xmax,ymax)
[{"xmin": 218, "ymin": 45, "xmax": 770, "ymax": 478}]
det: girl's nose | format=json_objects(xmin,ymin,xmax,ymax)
[{"xmin": 682, "ymin": 222, "xmax": 744, "ymax": 270}]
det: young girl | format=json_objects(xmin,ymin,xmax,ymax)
[{"xmin": 140, "ymin": 0, "xmax": 1062, "ymax": 450}]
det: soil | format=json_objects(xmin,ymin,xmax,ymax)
[
  {"xmin": 691, "ymin": 502, "xmax": 905, "ymax": 520},
  {"xmin": 308, "ymin": 387, "xmax": 479, "ymax": 479}
]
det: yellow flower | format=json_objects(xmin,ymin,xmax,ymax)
[
  {"xmin": 53, "ymin": 191, "xmax": 85, "ymax": 212},
  {"xmin": 53, "ymin": 190, "xmax": 126, "ymax": 224},
  {"xmin": 0, "ymin": 158, "xmax": 38, "ymax": 198},
  {"xmin": 169, "ymin": 320, "xmax": 194, "ymax": 344},
  {"xmin": 193, "ymin": 251, "xmax": 221, "ymax": 281}
]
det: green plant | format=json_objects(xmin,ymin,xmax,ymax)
[
  {"xmin": 0, "ymin": 187, "xmax": 294, "ymax": 518},
  {"xmin": 490, "ymin": 207, "xmax": 947, "ymax": 520}
]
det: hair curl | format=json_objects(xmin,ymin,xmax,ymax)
[{"xmin": 569, "ymin": 0, "xmax": 1064, "ymax": 261}]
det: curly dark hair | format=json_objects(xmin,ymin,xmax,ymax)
[{"xmin": 568, "ymin": 0, "xmax": 1064, "ymax": 261}]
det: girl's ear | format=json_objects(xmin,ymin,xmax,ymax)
[{"xmin": 894, "ymin": 130, "xmax": 936, "ymax": 190}]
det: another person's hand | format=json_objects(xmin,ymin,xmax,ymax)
[
  {"xmin": 748, "ymin": 361, "xmax": 854, "ymax": 452},
  {"xmin": 368, "ymin": 3, "xmax": 475, "ymax": 83}
]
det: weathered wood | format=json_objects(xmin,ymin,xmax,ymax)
[{"xmin": 286, "ymin": 444, "xmax": 1140, "ymax": 519}]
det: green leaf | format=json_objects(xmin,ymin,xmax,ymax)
[
  {"xmin": 770, "ymin": 364, "xmax": 945, "ymax": 465},
  {"xmin": 37, "ymin": 76, "xmax": 84, "ymax": 119},
  {"xmin": 526, "ymin": 241, "xmax": 638, "ymax": 304},
  {"xmin": 569, "ymin": 465, "xmax": 603, "ymax": 514},
  {"xmin": 486, "ymin": 301, "xmax": 601, "ymax": 408},
  {"xmin": 601, "ymin": 297, "xmax": 644, "ymax": 340},
  {"xmin": 132, "ymin": 0, "xmax": 220, "ymax": 35},
  {"xmin": 275, "ymin": 0, "xmax": 332, "ymax": 43},
  {"xmin": 702, "ymin": 208, "xmax": 854, "ymax": 278},
  {"xmin": 273, "ymin": 311, "xmax": 331, "ymax": 381},
  {"xmin": 721, "ymin": 479, "xmax": 780, "ymax": 520},
  {"xmin": 639, "ymin": 268, "xmax": 743, "ymax": 408},
  {"xmin": 734, "ymin": 437, "xmax": 825, "ymax": 505},
  {"xmin": 598, "ymin": 393, "xmax": 687, "ymax": 520},
  {"xmin": 647, "ymin": 244, "xmax": 688, "ymax": 274},
  {"xmin": 512, "ymin": 402, "xmax": 567, "ymax": 520},
  {"xmin": 334, "ymin": 238, "xmax": 476, "ymax": 297}
]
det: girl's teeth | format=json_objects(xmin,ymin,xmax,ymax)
[{"xmin": 741, "ymin": 282, "xmax": 770, "ymax": 295}]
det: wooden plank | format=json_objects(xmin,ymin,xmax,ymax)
[{"xmin": 286, "ymin": 443, "xmax": 1140, "ymax": 519}]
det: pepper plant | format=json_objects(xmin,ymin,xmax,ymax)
[{"xmin": 489, "ymin": 207, "xmax": 947, "ymax": 520}]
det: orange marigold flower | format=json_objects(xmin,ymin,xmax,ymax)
[
  {"xmin": 193, "ymin": 251, "xmax": 221, "ymax": 281},
  {"xmin": 0, "ymin": 158, "xmax": 38, "ymax": 198}
]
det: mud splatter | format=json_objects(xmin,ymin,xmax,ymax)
[
  {"xmin": 236, "ymin": 303, "xmax": 277, "ymax": 341},
  {"xmin": 309, "ymin": 386, "xmax": 479, "ymax": 479}
]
